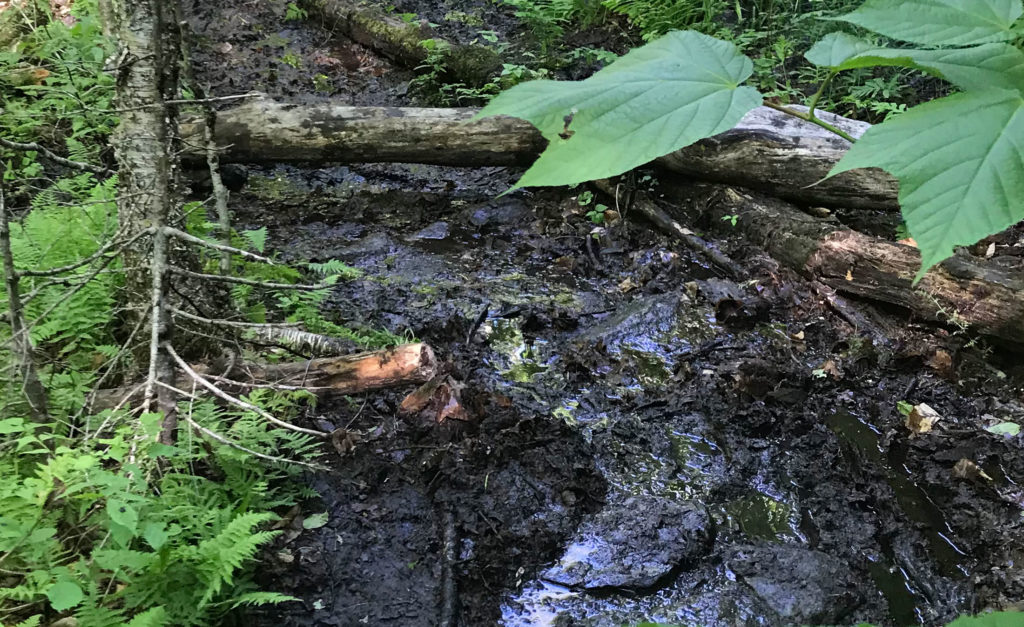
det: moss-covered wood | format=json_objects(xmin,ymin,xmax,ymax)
[{"xmin": 299, "ymin": 0, "xmax": 501, "ymax": 86}]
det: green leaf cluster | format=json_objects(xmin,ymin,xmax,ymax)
[
  {"xmin": 479, "ymin": 0, "xmax": 1024, "ymax": 276},
  {"xmin": 0, "ymin": 391, "xmax": 318, "ymax": 626}
]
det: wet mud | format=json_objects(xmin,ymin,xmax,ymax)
[
  {"xmin": 182, "ymin": 2, "xmax": 1024, "ymax": 625},
  {"xmin": 235, "ymin": 163, "xmax": 1024, "ymax": 627}
]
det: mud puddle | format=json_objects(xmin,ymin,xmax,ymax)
[{"xmin": 233, "ymin": 163, "xmax": 1024, "ymax": 627}]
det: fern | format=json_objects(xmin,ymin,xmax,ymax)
[
  {"xmin": 601, "ymin": 0, "xmax": 721, "ymax": 39},
  {"xmin": 123, "ymin": 606, "xmax": 169, "ymax": 627},
  {"xmin": 191, "ymin": 512, "xmax": 280, "ymax": 605},
  {"xmin": 228, "ymin": 591, "xmax": 298, "ymax": 609}
]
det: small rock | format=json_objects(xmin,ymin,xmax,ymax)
[
  {"xmin": 728, "ymin": 544, "xmax": 862, "ymax": 624},
  {"xmin": 543, "ymin": 495, "xmax": 712, "ymax": 590},
  {"xmin": 468, "ymin": 199, "xmax": 532, "ymax": 227},
  {"xmin": 409, "ymin": 221, "xmax": 450, "ymax": 241}
]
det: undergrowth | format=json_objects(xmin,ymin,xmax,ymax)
[
  {"xmin": 0, "ymin": 3, "xmax": 399, "ymax": 625},
  {"xmin": 489, "ymin": 0, "xmax": 941, "ymax": 122}
]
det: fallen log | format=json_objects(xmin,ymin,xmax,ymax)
[
  {"xmin": 299, "ymin": 0, "xmax": 501, "ymax": 85},
  {"xmin": 181, "ymin": 99, "xmax": 897, "ymax": 209},
  {"xmin": 181, "ymin": 100, "xmax": 545, "ymax": 167},
  {"xmin": 89, "ymin": 343, "xmax": 438, "ymax": 411},
  {"xmin": 697, "ymin": 186, "xmax": 1024, "ymax": 345}
]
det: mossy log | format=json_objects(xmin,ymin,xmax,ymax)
[
  {"xmin": 181, "ymin": 99, "xmax": 898, "ymax": 209},
  {"xmin": 298, "ymin": 0, "xmax": 501, "ymax": 85},
  {"xmin": 698, "ymin": 186, "xmax": 1024, "ymax": 344}
]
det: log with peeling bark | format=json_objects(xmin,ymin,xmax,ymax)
[
  {"xmin": 90, "ymin": 343, "xmax": 438, "ymax": 411},
  {"xmin": 181, "ymin": 99, "xmax": 897, "ymax": 209},
  {"xmin": 697, "ymin": 186, "xmax": 1024, "ymax": 344},
  {"xmin": 298, "ymin": 0, "xmax": 501, "ymax": 84}
]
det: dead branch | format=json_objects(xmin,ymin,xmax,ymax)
[
  {"xmin": 165, "ymin": 343, "xmax": 329, "ymax": 438},
  {"xmin": 163, "ymin": 226, "xmax": 275, "ymax": 264}
]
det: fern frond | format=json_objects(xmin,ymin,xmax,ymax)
[
  {"xmin": 123, "ymin": 606, "xmax": 168, "ymax": 627},
  {"xmin": 228, "ymin": 591, "xmax": 299, "ymax": 609}
]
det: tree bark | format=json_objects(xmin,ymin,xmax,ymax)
[
  {"xmin": 180, "ymin": 100, "xmax": 898, "ymax": 209},
  {"xmin": 180, "ymin": 99, "xmax": 545, "ymax": 167},
  {"xmin": 698, "ymin": 186, "xmax": 1024, "ymax": 344},
  {"xmin": 103, "ymin": 0, "xmax": 182, "ymax": 442},
  {"xmin": 0, "ymin": 173, "xmax": 48, "ymax": 423}
]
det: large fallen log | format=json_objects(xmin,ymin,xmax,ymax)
[
  {"xmin": 180, "ymin": 99, "xmax": 897, "ymax": 209},
  {"xmin": 90, "ymin": 343, "xmax": 438, "ymax": 411},
  {"xmin": 696, "ymin": 186, "xmax": 1024, "ymax": 344}
]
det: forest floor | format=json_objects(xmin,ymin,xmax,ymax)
[{"xmin": 184, "ymin": 1, "xmax": 1024, "ymax": 625}]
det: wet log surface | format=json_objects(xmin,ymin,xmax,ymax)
[
  {"xmin": 699, "ymin": 186, "xmax": 1024, "ymax": 344},
  {"xmin": 181, "ymin": 99, "xmax": 898, "ymax": 209}
]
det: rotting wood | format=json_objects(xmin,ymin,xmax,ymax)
[
  {"xmin": 298, "ymin": 0, "xmax": 501, "ymax": 84},
  {"xmin": 90, "ymin": 343, "xmax": 439, "ymax": 411},
  {"xmin": 180, "ymin": 99, "xmax": 545, "ymax": 167},
  {"xmin": 592, "ymin": 178, "xmax": 743, "ymax": 278},
  {"xmin": 696, "ymin": 186, "xmax": 1024, "ymax": 345},
  {"xmin": 181, "ymin": 99, "xmax": 898, "ymax": 209}
]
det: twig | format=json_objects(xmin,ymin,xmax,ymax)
[
  {"xmin": 17, "ymin": 227, "xmax": 150, "ymax": 277},
  {"xmin": 0, "ymin": 137, "xmax": 111, "ymax": 175},
  {"xmin": 438, "ymin": 506, "xmax": 458, "ymax": 627},
  {"xmin": 170, "ymin": 306, "xmax": 303, "ymax": 328},
  {"xmin": 167, "ymin": 265, "xmax": 327, "ymax": 290},
  {"xmin": 157, "ymin": 381, "xmax": 328, "ymax": 470},
  {"xmin": 164, "ymin": 343, "xmax": 329, "ymax": 438},
  {"xmin": 163, "ymin": 226, "xmax": 275, "ymax": 264}
]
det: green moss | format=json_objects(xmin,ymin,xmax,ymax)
[{"xmin": 247, "ymin": 174, "xmax": 305, "ymax": 201}]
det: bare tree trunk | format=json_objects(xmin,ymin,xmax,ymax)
[
  {"xmin": 102, "ymin": 0, "xmax": 182, "ymax": 443},
  {"xmin": 0, "ymin": 173, "xmax": 48, "ymax": 423}
]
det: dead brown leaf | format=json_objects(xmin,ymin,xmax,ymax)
[
  {"xmin": 952, "ymin": 458, "xmax": 992, "ymax": 482},
  {"xmin": 905, "ymin": 403, "xmax": 941, "ymax": 435}
]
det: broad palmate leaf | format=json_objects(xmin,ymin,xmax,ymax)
[
  {"xmin": 830, "ymin": 89, "xmax": 1024, "ymax": 278},
  {"xmin": 806, "ymin": 33, "xmax": 1024, "ymax": 92},
  {"xmin": 476, "ymin": 30, "xmax": 762, "ymax": 189},
  {"xmin": 833, "ymin": 0, "xmax": 1022, "ymax": 46}
]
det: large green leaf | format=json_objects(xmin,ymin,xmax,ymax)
[
  {"xmin": 833, "ymin": 0, "xmax": 1022, "ymax": 46},
  {"xmin": 476, "ymin": 30, "xmax": 762, "ymax": 189},
  {"xmin": 806, "ymin": 33, "xmax": 1024, "ymax": 91},
  {"xmin": 830, "ymin": 89, "xmax": 1024, "ymax": 277}
]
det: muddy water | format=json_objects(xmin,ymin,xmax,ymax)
[{"xmin": 239, "ymin": 164, "xmax": 1024, "ymax": 627}]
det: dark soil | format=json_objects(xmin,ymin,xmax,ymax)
[{"xmin": 184, "ymin": 2, "xmax": 1024, "ymax": 626}]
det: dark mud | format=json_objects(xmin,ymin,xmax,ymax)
[
  {"xmin": 234, "ymin": 163, "xmax": 1024, "ymax": 627},
  {"xmin": 182, "ymin": 2, "xmax": 1024, "ymax": 625}
]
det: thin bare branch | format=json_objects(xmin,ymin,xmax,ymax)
[
  {"xmin": 167, "ymin": 265, "xmax": 327, "ymax": 290},
  {"xmin": 163, "ymin": 226, "xmax": 275, "ymax": 264},
  {"xmin": 165, "ymin": 343, "xmax": 328, "ymax": 438},
  {"xmin": 17, "ymin": 227, "xmax": 151, "ymax": 277},
  {"xmin": 0, "ymin": 137, "xmax": 111, "ymax": 175},
  {"xmin": 170, "ymin": 306, "xmax": 302, "ymax": 328},
  {"xmin": 158, "ymin": 381, "xmax": 328, "ymax": 470}
]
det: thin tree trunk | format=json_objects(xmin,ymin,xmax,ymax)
[
  {"xmin": 0, "ymin": 173, "xmax": 48, "ymax": 423},
  {"xmin": 103, "ymin": 0, "xmax": 182, "ymax": 443}
]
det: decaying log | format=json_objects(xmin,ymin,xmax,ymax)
[
  {"xmin": 298, "ymin": 0, "xmax": 501, "ymax": 84},
  {"xmin": 181, "ymin": 99, "xmax": 897, "ymax": 209},
  {"xmin": 180, "ymin": 100, "xmax": 545, "ymax": 167},
  {"xmin": 659, "ymin": 106, "xmax": 898, "ymax": 210},
  {"xmin": 90, "ymin": 343, "xmax": 438, "ymax": 411},
  {"xmin": 240, "ymin": 342, "xmax": 438, "ymax": 390},
  {"xmin": 699, "ymin": 187, "xmax": 1024, "ymax": 344},
  {"xmin": 592, "ymin": 178, "xmax": 743, "ymax": 278}
]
